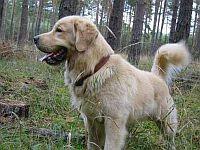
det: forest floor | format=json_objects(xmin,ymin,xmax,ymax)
[{"xmin": 0, "ymin": 55, "xmax": 199, "ymax": 150}]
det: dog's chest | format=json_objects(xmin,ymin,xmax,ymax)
[
  {"xmin": 70, "ymin": 86, "xmax": 103, "ymax": 118},
  {"xmin": 81, "ymin": 97, "xmax": 103, "ymax": 119},
  {"xmin": 64, "ymin": 65, "xmax": 116, "ymax": 118}
]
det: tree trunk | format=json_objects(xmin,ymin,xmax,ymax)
[
  {"xmin": 95, "ymin": 0, "xmax": 100, "ymax": 26},
  {"xmin": 29, "ymin": 0, "xmax": 37, "ymax": 42},
  {"xmin": 99, "ymin": 4, "xmax": 104, "ymax": 26},
  {"xmin": 169, "ymin": 0, "xmax": 179, "ymax": 43},
  {"xmin": 0, "ymin": 0, "xmax": 7, "ymax": 41},
  {"xmin": 35, "ymin": 0, "xmax": 44, "ymax": 36},
  {"xmin": 175, "ymin": 0, "xmax": 193, "ymax": 42},
  {"xmin": 155, "ymin": 0, "xmax": 163, "ymax": 40},
  {"xmin": 192, "ymin": 3, "xmax": 198, "ymax": 46},
  {"xmin": 51, "ymin": 0, "xmax": 57, "ymax": 28},
  {"xmin": 165, "ymin": 12, "xmax": 169, "ymax": 42},
  {"xmin": 59, "ymin": 0, "xmax": 79, "ymax": 19},
  {"xmin": 129, "ymin": 6, "xmax": 133, "ymax": 31},
  {"xmin": 193, "ymin": 2, "xmax": 200, "ymax": 59},
  {"xmin": 17, "ymin": 0, "xmax": 29, "ymax": 49},
  {"xmin": 99, "ymin": 4, "xmax": 104, "ymax": 34},
  {"xmin": 128, "ymin": 0, "xmax": 146, "ymax": 65},
  {"xmin": 0, "ymin": 0, "xmax": 4, "ymax": 41},
  {"xmin": 159, "ymin": 0, "xmax": 167, "ymax": 42},
  {"xmin": 151, "ymin": 0, "xmax": 161, "ymax": 54},
  {"xmin": 99, "ymin": 0, "xmax": 107, "ymax": 35},
  {"xmin": 10, "ymin": 0, "xmax": 16, "ymax": 41},
  {"xmin": 143, "ymin": 9, "xmax": 150, "ymax": 54},
  {"xmin": 76, "ymin": 0, "xmax": 84, "ymax": 15},
  {"xmin": 106, "ymin": 0, "xmax": 125, "ymax": 51},
  {"xmin": 106, "ymin": 0, "xmax": 112, "ymax": 26}
]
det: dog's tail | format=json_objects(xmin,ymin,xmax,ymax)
[{"xmin": 151, "ymin": 41, "xmax": 190, "ymax": 85}]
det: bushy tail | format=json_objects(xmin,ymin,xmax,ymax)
[{"xmin": 151, "ymin": 41, "xmax": 190, "ymax": 85}]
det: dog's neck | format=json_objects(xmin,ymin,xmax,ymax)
[
  {"xmin": 74, "ymin": 54, "xmax": 110, "ymax": 86},
  {"xmin": 66, "ymin": 33, "xmax": 114, "ymax": 85}
]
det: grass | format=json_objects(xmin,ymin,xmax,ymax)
[{"xmin": 0, "ymin": 57, "xmax": 199, "ymax": 150}]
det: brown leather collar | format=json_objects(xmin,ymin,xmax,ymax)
[{"xmin": 74, "ymin": 55, "xmax": 110, "ymax": 86}]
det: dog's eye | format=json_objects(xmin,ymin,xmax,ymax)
[{"xmin": 56, "ymin": 28, "xmax": 62, "ymax": 32}]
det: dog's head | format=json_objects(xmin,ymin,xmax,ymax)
[{"xmin": 34, "ymin": 16, "xmax": 98, "ymax": 65}]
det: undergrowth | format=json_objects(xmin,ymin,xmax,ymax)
[{"xmin": 0, "ymin": 57, "xmax": 199, "ymax": 150}]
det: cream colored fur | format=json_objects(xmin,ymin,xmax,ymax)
[
  {"xmin": 152, "ymin": 41, "xmax": 190, "ymax": 85},
  {"xmin": 36, "ymin": 16, "xmax": 190, "ymax": 150}
]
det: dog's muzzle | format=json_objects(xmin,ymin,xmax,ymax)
[
  {"xmin": 34, "ymin": 36, "xmax": 68, "ymax": 65},
  {"xmin": 39, "ymin": 47, "xmax": 68, "ymax": 65}
]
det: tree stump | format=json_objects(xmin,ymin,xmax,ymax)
[{"xmin": 0, "ymin": 99, "xmax": 29, "ymax": 119}]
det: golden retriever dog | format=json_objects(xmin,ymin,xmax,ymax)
[{"xmin": 34, "ymin": 16, "xmax": 190, "ymax": 150}]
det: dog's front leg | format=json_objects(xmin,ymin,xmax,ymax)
[
  {"xmin": 104, "ymin": 117, "xmax": 128, "ymax": 150},
  {"xmin": 86, "ymin": 118, "xmax": 105, "ymax": 150}
]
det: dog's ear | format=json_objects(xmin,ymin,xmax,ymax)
[{"xmin": 74, "ymin": 20, "xmax": 98, "ymax": 52}]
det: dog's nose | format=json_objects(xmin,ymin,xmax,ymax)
[{"xmin": 33, "ymin": 36, "xmax": 39, "ymax": 45}]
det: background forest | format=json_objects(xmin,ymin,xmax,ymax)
[
  {"xmin": 0, "ymin": 0, "xmax": 200, "ymax": 150},
  {"xmin": 0, "ymin": 0, "xmax": 199, "ymax": 62}
]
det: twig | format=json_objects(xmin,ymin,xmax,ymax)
[
  {"xmin": 174, "ymin": 77, "xmax": 200, "ymax": 83},
  {"xmin": 118, "ymin": 42, "xmax": 150, "ymax": 52},
  {"xmin": 105, "ymin": 25, "xmax": 117, "ymax": 39},
  {"xmin": 88, "ymin": 141, "xmax": 102, "ymax": 150}
]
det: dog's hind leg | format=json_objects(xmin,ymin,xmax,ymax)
[{"xmin": 156, "ymin": 100, "xmax": 178, "ymax": 150}]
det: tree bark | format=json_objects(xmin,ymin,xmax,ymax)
[
  {"xmin": 17, "ymin": 0, "xmax": 29, "ymax": 49},
  {"xmin": 175, "ymin": 0, "xmax": 193, "ymax": 42},
  {"xmin": 143, "ymin": 7, "xmax": 151, "ymax": 55},
  {"xmin": 0, "ymin": 0, "xmax": 4, "ymax": 41},
  {"xmin": 169, "ymin": 0, "xmax": 179, "ymax": 43},
  {"xmin": 155, "ymin": 0, "xmax": 163, "ymax": 42},
  {"xmin": 129, "ymin": 6, "xmax": 133, "ymax": 31},
  {"xmin": 193, "ymin": 2, "xmax": 200, "ymax": 59},
  {"xmin": 106, "ymin": 0, "xmax": 112, "ymax": 26},
  {"xmin": 151, "ymin": 0, "xmax": 161, "ymax": 54},
  {"xmin": 51, "ymin": 0, "xmax": 57, "ymax": 28},
  {"xmin": 192, "ymin": 3, "xmax": 198, "ymax": 46},
  {"xmin": 128, "ymin": 0, "xmax": 146, "ymax": 65},
  {"xmin": 0, "ymin": 99, "xmax": 29, "ymax": 118},
  {"xmin": 0, "ymin": 0, "xmax": 7, "ymax": 41},
  {"xmin": 27, "ymin": 127, "xmax": 84, "ymax": 142},
  {"xmin": 159, "ymin": 0, "xmax": 167, "ymax": 42},
  {"xmin": 59, "ymin": 0, "xmax": 79, "ymax": 19},
  {"xmin": 106, "ymin": 0, "xmax": 125, "ymax": 51},
  {"xmin": 29, "ymin": 0, "xmax": 37, "ymax": 42},
  {"xmin": 10, "ymin": 0, "xmax": 16, "ymax": 41},
  {"xmin": 99, "ymin": 5, "xmax": 104, "ymax": 34},
  {"xmin": 35, "ymin": 0, "xmax": 44, "ymax": 36},
  {"xmin": 95, "ymin": 0, "xmax": 100, "ymax": 26}
]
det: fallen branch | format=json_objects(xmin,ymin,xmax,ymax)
[
  {"xmin": 27, "ymin": 127, "xmax": 85, "ymax": 143},
  {"xmin": 174, "ymin": 77, "xmax": 200, "ymax": 84}
]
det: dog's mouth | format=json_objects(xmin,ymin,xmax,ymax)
[{"xmin": 39, "ymin": 46, "xmax": 68, "ymax": 65}]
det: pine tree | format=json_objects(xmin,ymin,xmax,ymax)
[
  {"xmin": 59, "ymin": 0, "xmax": 79, "ymax": 19},
  {"xmin": 106, "ymin": 0, "xmax": 125, "ymax": 51},
  {"xmin": 0, "ymin": 0, "xmax": 4, "ymax": 40},
  {"xmin": 17, "ymin": 0, "xmax": 29, "ymax": 48},
  {"xmin": 128, "ymin": 0, "xmax": 146, "ymax": 65},
  {"xmin": 175, "ymin": 0, "xmax": 193, "ymax": 42},
  {"xmin": 169, "ymin": 0, "xmax": 179, "ymax": 42},
  {"xmin": 35, "ymin": 0, "xmax": 44, "ymax": 36}
]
